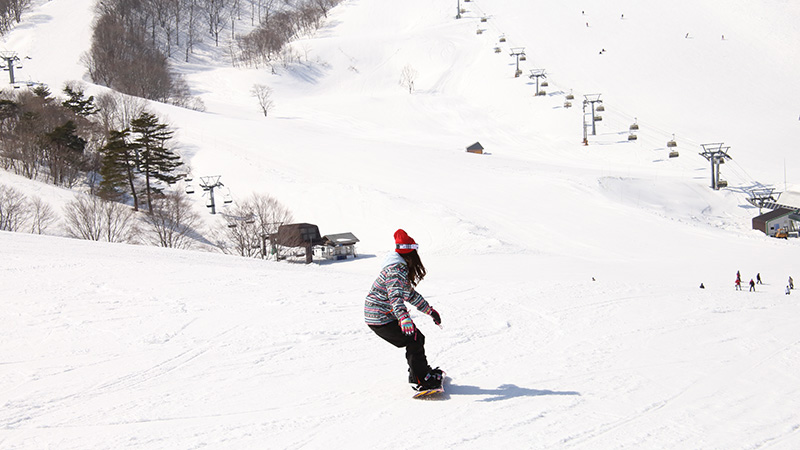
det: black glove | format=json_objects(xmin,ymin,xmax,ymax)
[{"xmin": 429, "ymin": 308, "xmax": 441, "ymax": 326}]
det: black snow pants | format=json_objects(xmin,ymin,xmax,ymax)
[{"xmin": 369, "ymin": 320, "xmax": 429, "ymax": 382}]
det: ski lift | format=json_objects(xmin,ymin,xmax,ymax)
[
  {"xmin": 223, "ymin": 189, "xmax": 233, "ymax": 204},
  {"xmin": 481, "ymin": 16, "xmax": 488, "ymax": 23},
  {"xmin": 206, "ymin": 198, "xmax": 214, "ymax": 208},
  {"xmin": 185, "ymin": 185, "xmax": 195, "ymax": 194},
  {"xmin": 515, "ymin": 69, "xmax": 522, "ymax": 77},
  {"xmin": 628, "ymin": 133, "xmax": 638, "ymax": 141},
  {"xmin": 630, "ymin": 120, "xmax": 639, "ymax": 131},
  {"xmin": 594, "ymin": 115, "xmax": 603, "ymax": 121},
  {"xmin": 536, "ymin": 90, "xmax": 546, "ymax": 96},
  {"xmin": 519, "ymin": 54, "xmax": 527, "ymax": 61},
  {"xmin": 476, "ymin": 28, "xmax": 484, "ymax": 35},
  {"xmin": 718, "ymin": 179, "xmax": 728, "ymax": 188},
  {"xmin": 494, "ymin": 46, "xmax": 502, "ymax": 53},
  {"xmin": 227, "ymin": 222, "xmax": 237, "ymax": 229},
  {"xmin": 564, "ymin": 101, "xmax": 572, "ymax": 108},
  {"xmin": 596, "ymin": 104, "xmax": 605, "ymax": 112},
  {"xmin": 566, "ymin": 92, "xmax": 575, "ymax": 100},
  {"xmin": 541, "ymin": 81, "xmax": 549, "ymax": 87},
  {"xmin": 667, "ymin": 136, "xmax": 677, "ymax": 148},
  {"xmin": 184, "ymin": 176, "xmax": 193, "ymax": 182},
  {"xmin": 499, "ymin": 35, "xmax": 507, "ymax": 43},
  {"xmin": 669, "ymin": 150, "xmax": 679, "ymax": 158}
]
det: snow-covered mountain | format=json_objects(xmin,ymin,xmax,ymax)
[{"xmin": 2, "ymin": 0, "xmax": 800, "ymax": 448}]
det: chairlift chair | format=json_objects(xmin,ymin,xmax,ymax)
[
  {"xmin": 481, "ymin": 16, "xmax": 488, "ymax": 23},
  {"xmin": 541, "ymin": 81, "xmax": 549, "ymax": 87},
  {"xmin": 537, "ymin": 90, "xmax": 546, "ymax": 96},
  {"xmin": 519, "ymin": 54, "xmax": 527, "ymax": 61},
  {"xmin": 564, "ymin": 101, "xmax": 572, "ymax": 108},
  {"xmin": 596, "ymin": 104, "xmax": 605, "ymax": 112},
  {"xmin": 667, "ymin": 140, "xmax": 677, "ymax": 148},
  {"xmin": 494, "ymin": 47, "xmax": 502, "ymax": 53},
  {"xmin": 515, "ymin": 69, "xmax": 522, "ymax": 77},
  {"xmin": 628, "ymin": 133, "xmax": 638, "ymax": 141},
  {"xmin": 717, "ymin": 180, "xmax": 728, "ymax": 188},
  {"xmin": 476, "ymin": 28, "xmax": 483, "ymax": 35},
  {"xmin": 594, "ymin": 115, "xmax": 603, "ymax": 121},
  {"xmin": 185, "ymin": 185, "xmax": 195, "ymax": 194},
  {"xmin": 630, "ymin": 121, "xmax": 639, "ymax": 131},
  {"xmin": 566, "ymin": 92, "xmax": 575, "ymax": 100},
  {"xmin": 669, "ymin": 150, "xmax": 679, "ymax": 158},
  {"xmin": 499, "ymin": 35, "xmax": 506, "ymax": 42}
]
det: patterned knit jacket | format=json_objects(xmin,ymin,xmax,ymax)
[{"xmin": 365, "ymin": 253, "xmax": 432, "ymax": 326}]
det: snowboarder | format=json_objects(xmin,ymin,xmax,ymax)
[
  {"xmin": 756, "ymin": 273, "xmax": 762, "ymax": 284},
  {"xmin": 365, "ymin": 229, "xmax": 443, "ymax": 391},
  {"xmin": 749, "ymin": 279, "xmax": 756, "ymax": 292},
  {"xmin": 735, "ymin": 278, "xmax": 742, "ymax": 290}
]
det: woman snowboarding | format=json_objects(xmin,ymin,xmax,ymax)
[{"xmin": 365, "ymin": 229, "xmax": 443, "ymax": 391}]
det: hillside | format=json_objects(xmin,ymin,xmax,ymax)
[{"xmin": 2, "ymin": 0, "xmax": 800, "ymax": 448}]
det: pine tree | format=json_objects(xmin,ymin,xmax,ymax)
[
  {"xmin": 45, "ymin": 121, "xmax": 87, "ymax": 187},
  {"xmin": 99, "ymin": 129, "xmax": 140, "ymax": 210},
  {"xmin": 62, "ymin": 86, "xmax": 98, "ymax": 117},
  {"xmin": 130, "ymin": 112, "xmax": 182, "ymax": 212}
]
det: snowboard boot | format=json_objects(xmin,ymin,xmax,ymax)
[{"xmin": 411, "ymin": 366, "xmax": 444, "ymax": 391}]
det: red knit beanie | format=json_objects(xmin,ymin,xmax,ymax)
[{"xmin": 394, "ymin": 229, "xmax": 418, "ymax": 254}]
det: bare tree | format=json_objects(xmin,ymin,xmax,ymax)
[
  {"xmin": 400, "ymin": 64, "xmax": 418, "ymax": 94},
  {"xmin": 251, "ymin": 84, "xmax": 274, "ymax": 117},
  {"xmin": 0, "ymin": 184, "xmax": 31, "ymax": 231},
  {"xmin": 64, "ymin": 194, "xmax": 137, "ymax": 242},
  {"xmin": 28, "ymin": 195, "xmax": 56, "ymax": 234},
  {"xmin": 140, "ymin": 190, "xmax": 202, "ymax": 249},
  {"xmin": 215, "ymin": 192, "xmax": 292, "ymax": 257}
]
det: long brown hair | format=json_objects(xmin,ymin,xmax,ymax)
[{"xmin": 400, "ymin": 249, "xmax": 427, "ymax": 286}]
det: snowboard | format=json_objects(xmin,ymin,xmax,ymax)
[{"xmin": 412, "ymin": 372, "xmax": 446, "ymax": 399}]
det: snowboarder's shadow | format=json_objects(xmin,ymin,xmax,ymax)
[{"xmin": 445, "ymin": 380, "xmax": 580, "ymax": 402}]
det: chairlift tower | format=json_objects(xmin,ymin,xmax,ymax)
[
  {"xmin": 529, "ymin": 69, "xmax": 547, "ymax": 96},
  {"xmin": 0, "ymin": 51, "xmax": 28, "ymax": 85},
  {"xmin": 199, "ymin": 175, "xmax": 225, "ymax": 214},
  {"xmin": 509, "ymin": 48, "xmax": 526, "ymax": 77},
  {"xmin": 456, "ymin": 0, "xmax": 462, "ymax": 18},
  {"xmin": 583, "ymin": 94, "xmax": 602, "ymax": 141},
  {"xmin": 699, "ymin": 143, "xmax": 732, "ymax": 190}
]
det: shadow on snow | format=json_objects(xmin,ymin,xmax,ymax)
[{"xmin": 445, "ymin": 381, "xmax": 580, "ymax": 402}]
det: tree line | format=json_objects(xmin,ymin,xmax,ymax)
[
  {"xmin": 84, "ymin": 0, "xmax": 341, "ymax": 101},
  {"xmin": 0, "ymin": 0, "xmax": 32, "ymax": 35}
]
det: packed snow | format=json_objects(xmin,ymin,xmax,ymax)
[{"xmin": 2, "ymin": 0, "xmax": 800, "ymax": 448}]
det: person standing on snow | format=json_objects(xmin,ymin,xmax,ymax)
[
  {"xmin": 756, "ymin": 273, "xmax": 762, "ymax": 284},
  {"xmin": 789, "ymin": 276, "xmax": 794, "ymax": 290},
  {"xmin": 735, "ymin": 278, "xmax": 742, "ymax": 290},
  {"xmin": 749, "ymin": 279, "xmax": 756, "ymax": 292},
  {"xmin": 365, "ymin": 229, "xmax": 443, "ymax": 391}
]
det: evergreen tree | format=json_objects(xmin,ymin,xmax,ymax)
[
  {"xmin": 62, "ymin": 86, "xmax": 98, "ymax": 117},
  {"xmin": 45, "ymin": 120, "xmax": 87, "ymax": 187},
  {"xmin": 99, "ymin": 129, "xmax": 140, "ymax": 210},
  {"xmin": 130, "ymin": 112, "xmax": 182, "ymax": 212}
]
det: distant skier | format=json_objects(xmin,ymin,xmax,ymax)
[
  {"xmin": 787, "ymin": 285, "xmax": 791, "ymax": 295},
  {"xmin": 735, "ymin": 278, "xmax": 742, "ymax": 290},
  {"xmin": 749, "ymin": 279, "xmax": 756, "ymax": 292},
  {"xmin": 756, "ymin": 273, "xmax": 762, "ymax": 284},
  {"xmin": 790, "ymin": 276, "xmax": 794, "ymax": 290},
  {"xmin": 699, "ymin": 283, "xmax": 705, "ymax": 289},
  {"xmin": 364, "ymin": 229, "xmax": 443, "ymax": 392}
]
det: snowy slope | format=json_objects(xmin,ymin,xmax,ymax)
[{"xmin": 2, "ymin": 0, "xmax": 800, "ymax": 448}]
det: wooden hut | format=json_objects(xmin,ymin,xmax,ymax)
[{"xmin": 466, "ymin": 142, "xmax": 484, "ymax": 154}]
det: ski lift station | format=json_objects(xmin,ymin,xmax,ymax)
[
  {"xmin": 269, "ymin": 223, "xmax": 360, "ymax": 263},
  {"xmin": 317, "ymin": 233, "xmax": 360, "ymax": 260},
  {"xmin": 752, "ymin": 208, "xmax": 799, "ymax": 238}
]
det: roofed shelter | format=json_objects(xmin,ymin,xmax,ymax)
[
  {"xmin": 466, "ymin": 142, "xmax": 484, "ymax": 154},
  {"xmin": 319, "ymin": 232, "xmax": 360, "ymax": 260},
  {"xmin": 271, "ymin": 223, "xmax": 324, "ymax": 263}
]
